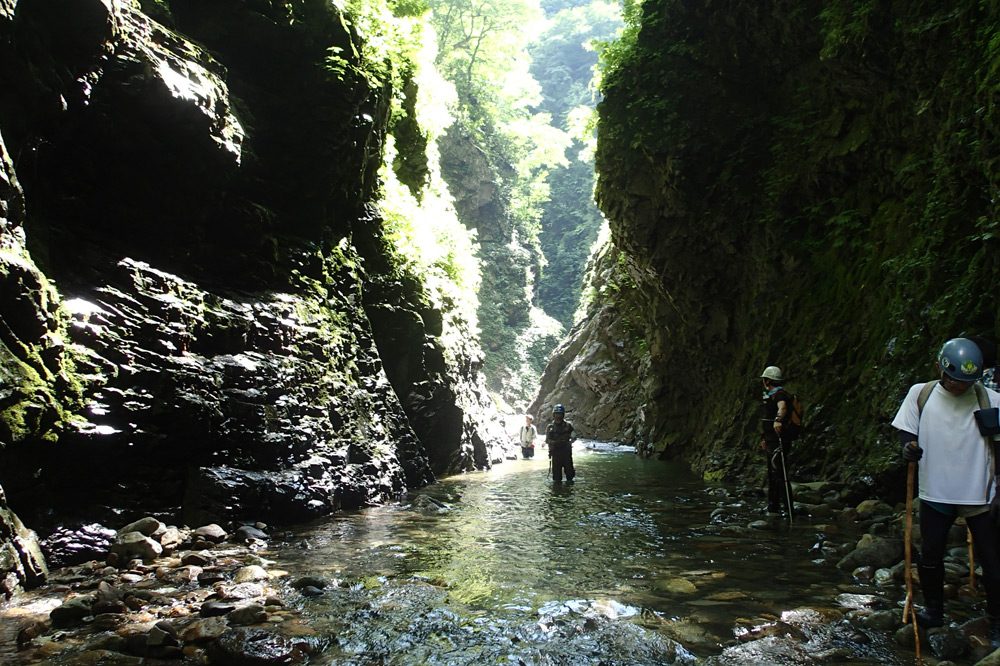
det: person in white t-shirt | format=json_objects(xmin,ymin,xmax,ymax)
[
  {"xmin": 518, "ymin": 415, "xmax": 537, "ymax": 459},
  {"xmin": 892, "ymin": 337, "xmax": 1000, "ymax": 643}
]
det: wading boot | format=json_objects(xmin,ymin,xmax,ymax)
[{"xmin": 916, "ymin": 563, "xmax": 945, "ymax": 628}]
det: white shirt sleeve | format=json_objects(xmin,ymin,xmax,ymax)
[{"xmin": 891, "ymin": 383, "xmax": 924, "ymax": 435}]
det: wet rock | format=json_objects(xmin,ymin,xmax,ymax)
[
  {"xmin": 194, "ymin": 524, "xmax": 228, "ymax": 543},
  {"xmin": 836, "ymin": 534, "xmax": 902, "ymax": 571},
  {"xmin": 160, "ymin": 526, "xmax": 183, "ymax": 552},
  {"xmin": 234, "ymin": 565, "xmax": 269, "ymax": 583},
  {"xmin": 851, "ymin": 566, "xmax": 874, "ymax": 581},
  {"xmin": 299, "ymin": 585, "xmax": 324, "ymax": 597},
  {"xmin": 92, "ymin": 598, "xmax": 128, "ymax": 614},
  {"xmin": 894, "ymin": 622, "xmax": 917, "ymax": 647},
  {"xmin": 183, "ymin": 550, "xmax": 215, "ymax": 566},
  {"xmin": 182, "ymin": 616, "xmax": 230, "ymax": 642},
  {"xmin": 63, "ymin": 651, "xmax": 143, "ymax": 665},
  {"xmin": 235, "ymin": 525, "xmax": 269, "ymax": 543},
  {"xmin": 120, "ymin": 517, "xmax": 163, "ymax": 536},
  {"xmin": 111, "ymin": 532, "xmax": 163, "ymax": 562},
  {"xmin": 208, "ymin": 627, "xmax": 304, "ymax": 665},
  {"xmin": 229, "ymin": 604, "xmax": 268, "ymax": 625},
  {"xmin": 856, "ymin": 499, "xmax": 894, "ymax": 518},
  {"xmin": 861, "ymin": 609, "xmax": 900, "ymax": 631},
  {"xmin": 199, "ymin": 570, "xmax": 227, "ymax": 586},
  {"xmin": 201, "ymin": 600, "xmax": 238, "ymax": 617},
  {"xmin": 655, "ymin": 578, "xmax": 697, "ymax": 594},
  {"xmin": 975, "ymin": 648, "xmax": 1000, "ymax": 664},
  {"xmin": 873, "ymin": 568, "xmax": 896, "ymax": 586},
  {"xmin": 928, "ymin": 626, "xmax": 968, "ymax": 660},
  {"xmin": 50, "ymin": 598, "xmax": 93, "ymax": 627},
  {"xmin": 41, "ymin": 523, "xmax": 116, "ymax": 568},
  {"xmin": 16, "ymin": 619, "xmax": 50, "ymax": 649},
  {"xmin": 290, "ymin": 575, "xmax": 327, "ymax": 590},
  {"xmin": 227, "ymin": 582, "xmax": 266, "ymax": 600}
]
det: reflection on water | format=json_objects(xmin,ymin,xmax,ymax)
[{"xmin": 277, "ymin": 441, "xmax": 905, "ymax": 664}]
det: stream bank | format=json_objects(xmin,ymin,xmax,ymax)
[{"xmin": 2, "ymin": 442, "xmax": 997, "ymax": 664}]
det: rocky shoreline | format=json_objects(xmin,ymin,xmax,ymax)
[
  {"xmin": 5, "ymin": 478, "xmax": 1000, "ymax": 665},
  {"xmin": 2, "ymin": 517, "xmax": 336, "ymax": 665},
  {"xmin": 713, "ymin": 479, "xmax": 1000, "ymax": 665}
]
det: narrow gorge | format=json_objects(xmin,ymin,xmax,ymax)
[{"xmin": 1, "ymin": 0, "xmax": 999, "ymax": 664}]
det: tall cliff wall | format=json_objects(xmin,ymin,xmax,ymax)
[
  {"xmin": 536, "ymin": 0, "xmax": 999, "ymax": 489},
  {"xmin": 0, "ymin": 0, "xmax": 508, "ymax": 592}
]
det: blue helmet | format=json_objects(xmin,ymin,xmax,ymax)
[
  {"xmin": 939, "ymin": 337, "xmax": 983, "ymax": 381},
  {"xmin": 552, "ymin": 404, "xmax": 565, "ymax": 415}
]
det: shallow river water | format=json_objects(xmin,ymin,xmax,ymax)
[{"xmin": 271, "ymin": 441, "xmax": 917, "ymax": 665}]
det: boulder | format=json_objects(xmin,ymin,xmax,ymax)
[
  {"xmin": 837, "ymin": 535, "xmax": 903, "ymax": 571},
  {"xmin": 110, "ymin": 532, "xmax": 163, "ymax": 562},
  {"xmin": 41, "ymin": 523, "xmax": 115, "ymax": 568}
]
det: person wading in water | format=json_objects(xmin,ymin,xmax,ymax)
[
  {"xmin": 518, "ymin": 414, "xmax": 537, "ymax": 459},
  {"xmin": 546, "ymin": 404, "xmax": 576, "ymax": 483},
  {"xmin": 759, "ymin": 365, "xmax": 794, "ymax": 516},
  {"xmin": 893, "ymin": 337, "xmax": 1000, "ymax": 647}
]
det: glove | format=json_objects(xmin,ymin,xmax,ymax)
[{"xmin": 901, "ymin": 441, "xmax": 923, "ymax": 463}]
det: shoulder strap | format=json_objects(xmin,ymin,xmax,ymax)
[
  {"xmin": 974, "ymin": 382, "xmax": 991, "ymax": 411},
  {"xmin": 917, "ymin": 380, "xmax": 939, "ymax": 415}
]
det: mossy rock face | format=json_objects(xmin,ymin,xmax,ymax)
[
  {"xmin": 0, "ymin": 0, "xmax": 506, "ymax": 544},
  {"xmin": 538, "ymin": 0, "xmax": 1000, "ymax": 495}
]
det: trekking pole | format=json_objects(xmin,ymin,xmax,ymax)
[
  {"xmin": 777, "ymin": 435, "xmax": 793, "ymax": 526},
  {"xmin": 968, "ymin": 527, "xmax": 976, "ymax": 592},
  {"xmin": 902, "ymin": 461, "xmax": 922, "ymax": 664}
]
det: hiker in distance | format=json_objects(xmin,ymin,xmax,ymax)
[
  {"xmin": 893, "ymin": 337, "xmax": 1000, "ymax": 645},
  {"xmin": 518, "ymin": 414, "xmax": 537, "ymax": 459},
  {"xmin": 546, "ymin": 404, "xmax": 576, "ymax": 483},
  {"xmin": 759, "ymin": 365, "xmax": 794, "ymax": 515}
]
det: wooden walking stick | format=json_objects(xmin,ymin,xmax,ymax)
[
  {"xmin": 968, "ymin": 526, "xmax": 976, "ymax": 592},
  {"xmin": 902, "ymin": 461, "xmax": 922, "ymax": 664}
]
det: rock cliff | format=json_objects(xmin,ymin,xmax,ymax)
[
  {"xmin": 536, "ymin": 0, "xmax": 1000, "ymax": 489},
  {"xmin": 0, "ymin": 0, "xmax": 508, "ymax": 593}
]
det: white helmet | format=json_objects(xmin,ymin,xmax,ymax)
[{"xmin": 760, "ymin": 366, "xmax": 783, "ymax": 381}]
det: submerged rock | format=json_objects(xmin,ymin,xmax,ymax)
[{"xmin": 207, "ymin": 628, "xmax": 304, "ymax": 665}]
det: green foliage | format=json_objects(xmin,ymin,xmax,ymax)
[
  {"xmin": 530, "ymin": 0, "xmax": 620, "ymax": 327},
  {"xmin": 589, "ymin": 0, "xmax": 1000, "ymax": 485}
]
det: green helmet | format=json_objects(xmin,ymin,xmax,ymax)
[
  {"xmin": 939, "ymin": 338, "xmax": 983, "ymax": 381},
  {"xmin": 760, "ymin": 366, "xmax": 783, "ymax": 381}
]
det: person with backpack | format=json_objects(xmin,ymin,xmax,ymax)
[
  {"xmin": 518, "ymin": 414, "xmax": 537, "ymax": 459},
  {"xmin": 546, "ymin": 404, "xmax": 576, "ymax": 483},
  {"xmin": 759, "ymin": 365, "xmax": 796, "ymax": 515},
  {"xmin": 893, "ymin": 338, "xmax": 1000, "ymax": 645}
]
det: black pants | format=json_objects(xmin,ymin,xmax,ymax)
[
  {"xmin": 919, "ymin": 500, "xmax": 1000, "ymax": 617},
  {"xmin": 521, "ymin": 446, "xmax": 534, "ymax": 459},
  {"xmin": 550, "ymin": 447, "xmax": 574, "ymax": 482},
  {"xmin": 765, "ymin": 440, "xmax": 793, "ymax": 511}
]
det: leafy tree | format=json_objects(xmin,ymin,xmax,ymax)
[{"xmin": 529, "ymin": 0, "xmax": 621, "ymax": 326}]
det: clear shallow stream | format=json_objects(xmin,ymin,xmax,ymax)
[{"xmin": 273, "ymin": 441, "xmax": 914, "ymax": 665}]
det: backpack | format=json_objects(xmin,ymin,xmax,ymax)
[{"xmin": 783, "ymin": 391, "xmax": 805, "ymax": 440}]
